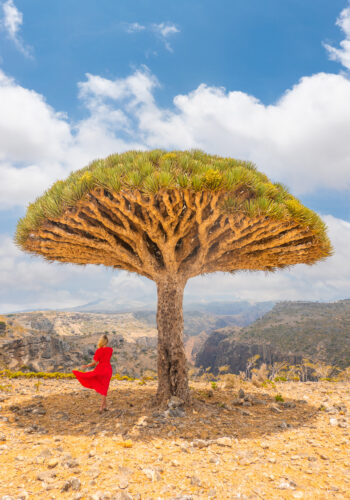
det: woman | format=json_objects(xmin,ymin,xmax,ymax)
[{"xmin": 72, "ymin": 334, "xmax": 113, "ymax": 413}]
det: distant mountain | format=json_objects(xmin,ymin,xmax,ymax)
[
  {"xmin": 195, "ymin": 299, "xmax": 350, "ymax": 373},
  {"xmin": 66, "ymin": 297, "xmax": 275, "ymax": 317},
  {"xmin": 64, "ymin": 297, "xmax": 156, "ymax": 313},
  {"xmin": 135, "ymin": 300, "xmax": 274, "ymax": 336}
]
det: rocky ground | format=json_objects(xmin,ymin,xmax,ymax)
[{"xmin": 0, "ymin": 378, "xmax": 350, "ymax": 499}]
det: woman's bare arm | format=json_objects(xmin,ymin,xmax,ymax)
[{"xmin": 81, "ymin": 360, "xmax": 98, "ymax": 369}]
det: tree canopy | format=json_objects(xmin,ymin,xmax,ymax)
[{"xmin": 16, "ymin": 149, "xmax": 332, "ymax": 281}]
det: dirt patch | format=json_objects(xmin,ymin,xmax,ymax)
[{"xmin": 0, "ymin": 379, "xmax": 349, "ymax": 499}]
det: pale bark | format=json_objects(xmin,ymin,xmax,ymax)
[{"xmin": 156, "ymin": 277, "xmax": 190, "ymax": 404}]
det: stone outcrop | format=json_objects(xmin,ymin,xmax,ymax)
[
  {"xmin": 0, "ymin": 334, "xmax": 80, "ymax": 372},
  {"xmin": 195, "ymin": 331, "xmax": 302, "ymax": 374}
]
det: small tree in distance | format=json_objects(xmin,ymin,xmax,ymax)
[{"xmin": 15, "ymin": 150, "xmax": 332, "ymax": 404}]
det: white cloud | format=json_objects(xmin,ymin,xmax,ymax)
[
  {"xmin": 0, "ymin": 69, "xmax": 150, "ymax": 208},
  {"xmin": 0, "ymin": 71, "xmax": 71, "ymax": 164},
  {"xmin": 2, "ymin": 0, "xmax": 21, "ymax": 39},
  {"xmin": 1, "ymin": 0, "xmax": 32, "ymax": 57},
  {"xmin": 0, "ymin": 235, "xmax": 110, "ymax": 311},
  {"xmin": 0, "ymin": 163, "xmax": 61, "ymax": 210},
  {"xmin": 1, "ymin": 59, "xmax": 350, "ymax": 209},
  {"xmin": 75, "ymin": 67, "xmax": 350, "ymax": 194},
  {"xmin": 153, "ymin": 22, "xmax": 179, "ymax": 38},
  {"xmin": 78, "ymin": 68, "xmax": 158, "ymax": 107},
  {"xmin": 2, "ymin": 51, "xmax": 350, "ymax": 212},
  {"xmin": 125, "ymin": 22, "xmax": 145, "ymax": 33},
  {"xmin": 0, "ymin": 70, "xmax": 73, "ymax": 208},
  {"xmin": 152, "ymin": 22, "xmax": 180, "ymax": 52},
  {"xmin": 124, "ymin": 20, "xmax": 180, "ymax": 52},
  {"xmin": 325, "ymin": 5, "xmax": 350, "ymax": 70}
]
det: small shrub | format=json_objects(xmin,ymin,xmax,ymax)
[
  {"xmin": 121, "ymin": 440, "xmax": 133, "ymax": 448},
  {"xmin": 0, "ymin": 383, "xmax": 12, "ymax": 392},
  {"xmin": 339, "ymin": 367, "xmax": 350, "ymax": 381},
  {"xmin": 218, "ymin": 373, "xmax": 239, "ymax": 389},
  {"xmin": 218, "ymin": 365, "xmax": 230, "ymax": 374},
  {"xmin": 211, "ymin": 381, "xmax": 218, "ymax": 390},
  {"xmin": 200, "ymin": 370, "xmax": 216, "ymax": 383},
  {"xmin": 262, "ymin": 379, "xmax": 276, "ymax": 389},
  {"xmin": 0, "ymin": 369, "xmax": 75, "ymax": 380},
  {"xmin": 251, "ymin": 363, "xmax": 269, "ymax": 387},
  {"xmin": 112, "ymin": 373, "xmax": 135, "ymax": 382},
  {"xmin": 188, "ymin": 367, "xmax": 201, "ymax": 380},
  {"xmin": 203, "ymin": 169, "xmax": 223, "ymax": 190},
  {"xmin": 275, "ymin": 394, "xmax": 284, "ymax": 402}
]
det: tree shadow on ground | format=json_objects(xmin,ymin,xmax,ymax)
[{"xmin": 6, "ymin": 382, "xmax": 319, "ymax": 442}]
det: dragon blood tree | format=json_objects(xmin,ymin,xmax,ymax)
[{"xmin": 15, "ymin": 150, "xmax": 332, "ymax": 404}]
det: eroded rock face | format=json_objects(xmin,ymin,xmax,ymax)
[
  {"xmin": 195, "ymin": 331, "xmax": 302, "ymax": 374},
  {"xmin": 0, "ymin": 335, "xmax": 79, "ymax": 372},
  {"xmin": 0, "ymin": 321, "xmax": 6, "ymax": 336},
  {"xmin": 30, "ymin": 316, "xmax": 55, "ymax": 334},
  {"xmin": 0, "ymin": 313, "xmax": 160, "ymax": 375}
]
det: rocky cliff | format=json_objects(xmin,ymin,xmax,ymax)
[
  {"xmin": 241, "ymin": 299, "xmax": 350, "ymax": 368},
  {"xmin": 1, "ymin": 334, "xmax": 78, "ymax": 372},
  {"xmin": 195, "ymin": 330, "xmax": 303, "ymax": 374},
  {"xmin": 1, "ymin": 304, "xmax": 270, "ymax": 375},
  {"xmin": 195, "ymin": 299, "xmax": 350, "ymax": 373},
  {"xmin": 0, "ymin": 317, "xmax": 158, "ymax": 376}
]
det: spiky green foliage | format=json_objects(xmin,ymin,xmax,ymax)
[{"xmin": 15, "ymin": 149, "xmax": 332, "ymax": 253}]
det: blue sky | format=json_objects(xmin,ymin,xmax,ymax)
[
  {"xmin": 0, "ymin": 0, "xmax": 350, "ymax": 312},
  {"xmin": 2, "ymin": 1, "xmax": 348, "ymax": 111}
]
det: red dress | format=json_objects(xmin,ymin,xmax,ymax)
[{"xmin": 73, "ymin": 346, "xmax": 113, "ymax": 396}]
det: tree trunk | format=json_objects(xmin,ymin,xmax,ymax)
[{"xmin": 156, "ymin": 277, "xmax": 190, "ymax": 405}]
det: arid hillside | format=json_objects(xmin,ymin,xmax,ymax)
[
  {"xmin": 0, "ymin": 312, "xmax": 158, "ymax": 376},
  {"xmin": 241, "ymin": 300, "xmax": 350, "ymax": 367},
  {"xmin": 1, "ymin": 304, "xmax": 264, "ymax": 376},
  {"xmin": 195, "ymin": 299, "xmax": 350, "ymax": 373},
  {"xmin": 6, "ymin": 311, "xmax": 158, "ymax": 339},
  {"xmin": 3, "ymin": 299, "xmax": 350, "ymax": 378}
]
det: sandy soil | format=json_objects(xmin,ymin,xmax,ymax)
[{"xmin": 0, "ymin": 378, "xmax": 349, "ymax": 499}]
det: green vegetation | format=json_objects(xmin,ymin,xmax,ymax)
[
  {"xmin": 16, "ymin": 149, "xmax": 331, "ymax": 254},
  {"xmin": 0, "ymin": 369, "xmax": 140, "ymax": 381},
  {"xmin": 0, "ymin": 383, "xmax": 12, "ymax": 392},
  {"xmin": 275, "ymin": 394, "xmax": 284, "ymax": 402},
  {"xmin": 0, "ymin": 369, "xmax": 75, "ymax": 379}
]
